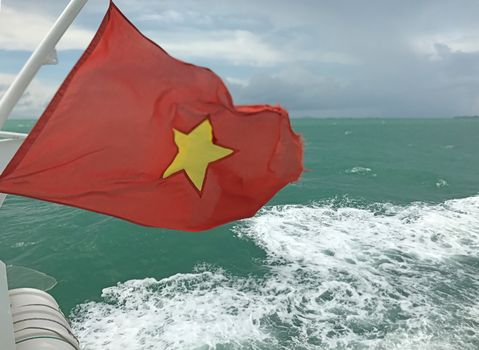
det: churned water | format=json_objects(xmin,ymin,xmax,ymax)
[{"xmin": 1, "ymin": 118, "xmax": 478, "ymax": 349}]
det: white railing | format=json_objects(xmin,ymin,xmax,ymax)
[
  {"xmin": 0, "ymin": 1, "xmax": 89, "ymax": 348},
  {"xmin": 0, "ymin": 131, "xmax": 28, "ymax": 140}
]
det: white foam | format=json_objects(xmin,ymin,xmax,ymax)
[
  {"xmin": 345, "ymin": 166, "xmax": 372, "ymax": 175},
  {"xmin": 436, "ymin": 178, "xmax": 448, "ymax": 188},
  {"xmin": 72, "ymin": 196, "xmax": 479, "ymax": 350},
  {"xmin": 11, "ymin": 241, "xmax": 37, "ymax": 248},
  {"xmin": 72, "ymin": 270, "xmax": 276, "ymax": 349}
]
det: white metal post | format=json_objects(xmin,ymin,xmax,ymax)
[
  {"xmin": 0, "ymin": 4, "xmax": 92, "ymax": 346},
  {"xmin": 1, "ymin": 4, "xmax": 94, "ymax": 344},
  {"xmin": 0, "ymin": 261, "xmax": 15, "ymax": 350},
  {"xmin": 0, "ymin": 0, "xmax": 89, "ymax": 130}
]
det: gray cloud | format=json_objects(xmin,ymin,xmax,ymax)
[{"xmin": 1, "ymin": 0, "xmax": 479, "ymax": 118}]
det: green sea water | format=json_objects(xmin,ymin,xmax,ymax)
[{"xmin": 1, "ymin": 118, "xmax": 478, "ymax": 349}]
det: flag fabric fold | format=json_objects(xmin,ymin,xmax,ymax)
[{"xmin": 0, "ymin": 2, "xmax": 303, "ymax": 231}]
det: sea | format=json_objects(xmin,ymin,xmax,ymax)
[{"xmin": 1, "ymin": 117, "xmax": 478, "ymax": 350}]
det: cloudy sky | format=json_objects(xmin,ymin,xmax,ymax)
[{"xmin": 1, "ymin": 0, "xmax": 479, "ymax": 118}]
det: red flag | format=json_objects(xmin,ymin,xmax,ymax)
[{"xmin": 0, "ymin": 2, "xmax": 303, "ymax": 231}]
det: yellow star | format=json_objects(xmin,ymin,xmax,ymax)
[{"xmin": 162, "ymin": 119, "xmax": 234, "ymax": 191}]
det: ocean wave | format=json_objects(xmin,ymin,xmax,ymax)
[
  {"xmin": 345, "ymin": 166, "xmax": 375, "ymax": 176},
  {"xmin": 72, "ymin": 196, "xmax": 479, "ymax": 350},
  {"xmin": 436, "ymin": 178, "xmax": 448, "ymax": 188}
]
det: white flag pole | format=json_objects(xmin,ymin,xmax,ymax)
[{"xmin": 0, "ymin": 0, "xmax": 89, "ymax": 130}]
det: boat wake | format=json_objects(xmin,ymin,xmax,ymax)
[{"xmin": 72, "ymin": 196, "xmax": 479, "ymax": 349}]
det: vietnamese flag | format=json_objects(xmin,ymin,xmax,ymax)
[{"xmin": 0, "ymin": 2, "xmax": 303, "ymax": 231}]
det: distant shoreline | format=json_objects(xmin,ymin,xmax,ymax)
[{"xmin": 453, "ymin": 115, "xmax": 479, "ymax": 119}]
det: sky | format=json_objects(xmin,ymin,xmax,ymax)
[{"xmin": 1, "ymin": 0, "xmax": 479, "ymax": 118}]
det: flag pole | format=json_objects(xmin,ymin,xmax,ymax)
[{"xmin": 0, "ymin": 0, "xmax": 89, "ymax": 130}]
